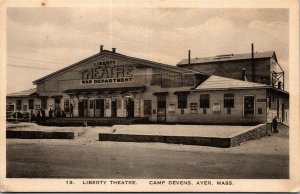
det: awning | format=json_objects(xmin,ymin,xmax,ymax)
[
  {"xmin": 64, "ymin": 85, "xmax": 146, "ymax": 95},
  {"xmin": 173, "ymin": 91, "xmax": 190, "ymax": 95},
  {"xmin": 50, "ymin": 95, "xmax": 63, "ymax": 99},
  {"xmin": 153, "ymin": 92, "xmax": 169, "ymax": 96},
  {"xmin": 38, "ymin": 96, "xmax": 49, "ymax": 99}
]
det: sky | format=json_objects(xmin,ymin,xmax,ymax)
[{"xmin": 6, "ymin": 8, "xmax": 289, "ymax": 94}]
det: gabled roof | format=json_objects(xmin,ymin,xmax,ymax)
[
  {"xmin": 33, "ymin": 50, "xmax": 206, "ymax": 84},
  {"xmin": 7, "ymin": 88, "xmax": 37, "ymax": 97},
  {"xmin": 194, "ymin": 75, "xmax": 268, "ymax": 91},
  {"xmin": 177, "ymin": 51, "xmax": 277, "ymax": 66}
]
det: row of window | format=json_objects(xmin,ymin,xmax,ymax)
[
  {"xmin": 80, "ymin": 99, "xmax": 123, "ymax": 110},
  {"xmin": 15, "ymin": 98, "xmax": 47, "ymax": 111},
  {"xmin": 177, "ymin": 93, "xmax": 234, "ymax": 109},
  {"xmin": 151, "ymin": 68, "xmax": 194, "ymax": 88}
]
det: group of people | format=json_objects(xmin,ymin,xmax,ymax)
[
  {"xmin": 30, "ymin": 104, "xmax": 74, "ymax": 122},
  {"xmin": 30, "ymin": 109, "xmax": 46, "ymax": 122},
  {"xmin": 49, "ymin": 108, "xmax": 67, "ymax": 118}
]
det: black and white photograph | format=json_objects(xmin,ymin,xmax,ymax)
[{"xmin": 1, "ymin": 0, "xmax": 299, "ymax": 192}]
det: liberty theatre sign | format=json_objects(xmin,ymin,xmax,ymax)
[{"xmin": 80, "ymin": 60, "xmax": 134, "ymax": 85}]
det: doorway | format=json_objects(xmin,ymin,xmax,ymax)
[
  {"xmin": 111, "ymin": 100, "xmax": 117, "ymax": 118},
  {"xmin": 54, "ymin": 98, "xmax": 61, "ymax": 110},
  {"xmin": 127, "ymin": 98, "xmax": 134, "ymax": 118},
  {"xmin": 157, "ymin": 95, "xmax": 166, "ymax": 122},
  {"xmin": 95, "ymin": 99, "xmax": 105, "ymax": 118},
  {"xmin": 78, "ymin": 100, "xmax": 84, "ymax": 117},
  {"xmin": 84, "ymin": 99, "xmax": 88, "ymax": 117}
]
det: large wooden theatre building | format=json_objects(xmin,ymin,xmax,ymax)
[{"xmin": 6, "ymin": 46, "xmax": 289, "ymax": 124}]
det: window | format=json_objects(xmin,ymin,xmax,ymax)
[
  {"xmin": 178, "ymin": 95, "xmax": 187, "ymax": 109},
  {"xmin": 224, "ymin": 94, "xmax": 234, "ymax": 108},
  {"xmin": 151, "ymin": 68, "xmax": 194, "ymax": 88},
  {"xmin": 89, "ymin": 100, "xmax": 94, "ymax": 109},
  {"xmin": 200, "ymin": 94, "xmax": 210, "ymax": 108},
  {"xmin": 64, "ymin": 98, "xmax": 70, "ymax": 112},
  {"xmin": 16, "ymin": 100, "xmax": 22, "ymax": 110},
  {"xmin": 23, "ymin": 105, "xmax": 27, "ymax": 111},
  {"xmin": 6, "ymin": 105, "xmax": 14, "ymax": 112},
  {"xmin": 41, "ymin": 98, "xmax": 47, "ymax": 109},
  {"xmin": 182, "ymin": 75, "xmax": 194, "ymax": 86},
  {"xmin": 144, "ymin": 100, "xmax": 152, "ymax": 116},
  {"xmin": 28, "ymin": 99, "xmax": 34, "ymax": 109},
  {"xmin": 190, "ymin": 103, "xmax": 198, "ymax": 113},
  {"xmin": 244, "ymin": 96, "xmax": 255, "ymax": 116}
]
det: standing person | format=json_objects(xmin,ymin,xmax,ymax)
[
  {"xmin": 70, "ymin": 103, "xmax": 73, "ymax": 118},
  {"xmin": 36, "ymin": 110, "xmax": 41, "ymax": 122},
  {"xmin": 272, "ymin": 116, "xmax": 278, "ymax": 133},
  {"xmin": 41, "ymin": 109, "xmax": 46, "ymax": 121},
  {"xmin": 30, "ymin": 110, "xmax": 34, "ymax": 122},
  {"xmin": 49, "ymin": 108, "xmax": 53, "ymax": 118}
]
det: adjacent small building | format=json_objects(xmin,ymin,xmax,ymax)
[
  {"xmin": 6, "ymin": 46, "xmax": 289, "ymax": 125},
  {"xmin": 6, "ymin": 88, "xmax": 38, "ymax": 116},
  {"xmin": 177, "ymin": 46, "xmax": 285, "ymax": 89}
]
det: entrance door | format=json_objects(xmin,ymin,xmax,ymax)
[
  {"xmin": 95, "ymin": 99, "xmax": 100, "ymax": 117},
  {"xmin": 54, "ymin": 98, "xmax": 60, "ymax": 110},
  {"xmin": 157, "ymin": 95, "xmax": 166, "ymax": 122},
  {"xmin": 95, "ymin": 99, "xmax": 105, "ymax": 117},
  {"xmin": 84, "ymin": 99, "xmax": 88, "ymax": 117},
  {"xmin": 79, "ymin": 100, "xmax": 84, "ymax": 117},
  {"xmin": 111, "ymin": 100, "xmax": 117, "ymax": 118},
  {"xmin": 100, "ymin": 99, "xmax": 104, "ymax": 117},
  {"xmin": 127, "ymin": 98, "xmax": 134, "ymax": 118}
]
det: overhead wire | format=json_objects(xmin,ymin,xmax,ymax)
[
  {"xmin": 8, "ymin": 55, "xmax": 65, "ymax": 65},
  {"xmin": 7, "ymin": 63, "xmax": 57, "ymax": 71}
]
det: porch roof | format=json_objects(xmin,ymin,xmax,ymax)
[{"xmin": 64, "ymin": 85, "xmax": 146, "ymax": 94}]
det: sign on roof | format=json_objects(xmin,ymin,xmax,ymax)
[{"xmin": 80, "ymin": 60, "xmax": 134, "ymax": 85}]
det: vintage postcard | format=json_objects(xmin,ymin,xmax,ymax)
[{"xmin": 0, "ymin": 0, "xmax": 299, "ymax": 192}]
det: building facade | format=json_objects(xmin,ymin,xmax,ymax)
[
  {"xmin": 6, "ymin": 48, "xmax": 289, "ymax": 124},
  {"xmin": 177, "ymin": 50, "xmax": 285, "ymax": 89}
]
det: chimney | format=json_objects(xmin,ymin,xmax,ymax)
[
  {"xmin": 112, "ymin": 48, "xmax": 116, "ymax": 53},
  {"xmin": 241, "ymin": 68, "xmax": 248, "ymax": 81},
  {"xmin": 100, "ymin": 45, "xmax": 104, "ymax": 52},
  {"xmin": 188, "ymin": 50, "xmax": 191, "ymax": 70},
  {"xmin": 251, "ymin": 43, "xmax": 255, "ymax": 81}
]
